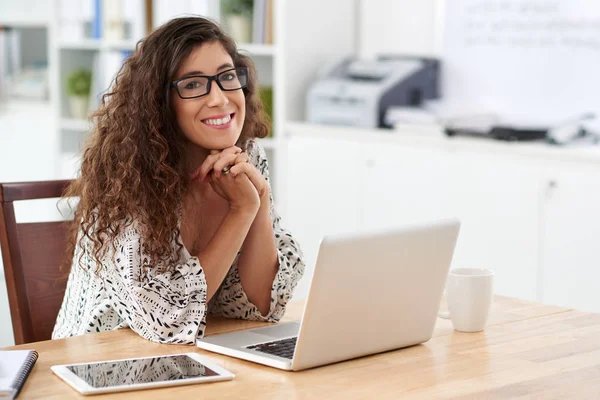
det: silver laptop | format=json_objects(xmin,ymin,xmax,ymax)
[{"xmin": 196, "ymin": 218, "xmax": 460, "ymax": 371}]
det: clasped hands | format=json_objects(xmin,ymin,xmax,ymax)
[{"xmin": 190, "ymin": 146, "xmax": 269, "ymax": 212}]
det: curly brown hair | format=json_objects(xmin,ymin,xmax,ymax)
[{"xmin": 62, "ymin": 16, "xmax": 270, "ymax": 273}]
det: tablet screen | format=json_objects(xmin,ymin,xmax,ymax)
[{"xmin": 66, "ymin": 355, "xmax": 219, "ymax": 388}]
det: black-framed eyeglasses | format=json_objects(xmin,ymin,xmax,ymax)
[{"xmin": 170, "ymin": 67, "xmax": 249, "ymax": 99}]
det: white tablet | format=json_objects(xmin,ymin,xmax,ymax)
[{"xmin": 51, "ymin": 352, "xmax": 234, "ymax": 395}]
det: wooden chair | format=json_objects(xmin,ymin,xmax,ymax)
[{"xmin": 0, "ymin": 180, "xmax": 73, "ymax": 344}]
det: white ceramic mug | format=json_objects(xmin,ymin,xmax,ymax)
[{"xmin": 438, "ymin": 268, "xmax": 494, "ymax": 332}]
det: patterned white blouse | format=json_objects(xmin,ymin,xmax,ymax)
[{"xmin": 52, "ymin": 141, "xmax": 305, "ymax": 344}]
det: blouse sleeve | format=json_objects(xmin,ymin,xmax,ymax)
[
  {"xmin": 208, "ymin": 140, "xmax": 305, "ymax": 322},
  {"xmin": 102, "ymin": 223, "xmax": 208, "ymax": 344}
]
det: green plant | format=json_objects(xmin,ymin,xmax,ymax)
[
  {"xmin": 66, "ymin": 68, "xmax": 92, "ymax": 97},
  {"xmin": 259, "ymin": 86, "xmax": 273, "ymax": 136},
  {"xmin": 221, "ymin": 0, "xmax": 254, "ymax": 16}
]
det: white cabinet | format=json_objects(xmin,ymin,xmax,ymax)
[
  {"xmin": 361, "ymin": 144, "xmax": 454, "ymax": 231},
  {"xmin": 540, "ymin": 163, "xmax": 600, "ymax": 313},
  {"xmin": 361, "ymin": 143, "xmax": 543, "ymax": 297},
  {"xmin": 288, "ymin": 137, "xmax": 542, "ymax": 301},
  {"xmin": 445, "ymin": 152, "xmax": 542, "ymax": 301},
  {"xmin": 286, "ymin": 136, "xmax": 362, "ymax": 300},
  {"xmin": 285, "ymin": 123, "xmax": 600, "ymax": 310}
]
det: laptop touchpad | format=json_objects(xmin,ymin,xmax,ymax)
[{"xmin": 249, "ymin": 321, "xmax": 301, "ymax": 339}]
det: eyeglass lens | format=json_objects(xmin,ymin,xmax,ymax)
[{"xmin": 177, "ymin": 68, "xmax": 248, "ymax": 98}]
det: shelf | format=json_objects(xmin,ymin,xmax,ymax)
[
  {"xmin": 0, "ymin": 100, "xmax": 51, "ymax": 121},
  {"xmin": 58, "ymin": 39, "xmax": 138, "ymax": 52},
  {"xmin": 61, "ymin": 118, "xmax": 91, "ymax": 132},
  {"xmin": 59, "ymin": 40, "xmax": 282, "ymax": 54},
  {"xmin": 58, "ymin": 40, "xmax": 101, "ymax": 50},
  {"xmin": 237, "ymin": 43, "xmax": 277, "ymax": 57},
  {"xmin": 0, "ymin": 20, "xmax": 48, "ymax": 28},
  {"xmin": 0, "ymin": 99, "xmax": 51, "ymax": 110}
]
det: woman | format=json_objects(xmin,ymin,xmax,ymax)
[{"xmin": 52, "ymin": 17, "xmax": 304, "ymax": 344}]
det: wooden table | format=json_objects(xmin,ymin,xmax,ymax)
[{"xmin": 5, "ymin": 296, "xmax": 600, "ymax": 399}]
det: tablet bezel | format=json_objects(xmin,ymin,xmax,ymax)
[{"xmin": 51, "ymin": 352, "xmax": 235, "ymax": 395}]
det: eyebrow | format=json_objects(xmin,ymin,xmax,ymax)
[{"xmin": 179, "ymin": 63, "xmax": 235, "ymax": 79}]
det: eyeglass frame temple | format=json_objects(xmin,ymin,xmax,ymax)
[{"xmin": 170, "ymin": 67, "xmax": 249, "ymax": 99}]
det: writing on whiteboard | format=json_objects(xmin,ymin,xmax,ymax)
[
  {"xmin": 461, "ymin": 1, "xmax": 600, "ymax": 52},
  {"xmin": 442, "ymin": 0, "xmax": 600, "ymax": 122}
]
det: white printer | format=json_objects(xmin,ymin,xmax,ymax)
[{"xmin": 306, "ymin": 55, "xmax": 439, "ymax": 128}]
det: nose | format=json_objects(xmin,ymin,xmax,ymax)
[{"xmin": 205, "ymin": 81, "xmax": 229, "ymax": 108}]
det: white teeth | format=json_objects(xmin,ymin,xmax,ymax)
[{"xmin": 204, "ymin": 114, "xmax": 232, "ymax": 126}]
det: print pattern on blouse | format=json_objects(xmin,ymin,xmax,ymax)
[{"xmin": 52, "ymin": 140, "xmax": 305, "ymax": 344}]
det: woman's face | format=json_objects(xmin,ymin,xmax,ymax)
[{"xmin": 172, "ymin": 41, "xmax": 246, "ymax": 151}]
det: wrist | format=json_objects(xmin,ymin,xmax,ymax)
[
  {"xmin": 259, "ymin": 187, "xmax": 271, "ymax": 207},
  {"xmin": 228, "ymin": 204, "xmax": 260, "ymax": 219},
  {"xmin": 246, "ymin": 197, "xmax": 271, "ymax": 238},
  {"xmin": 254, "ymin": 200, "xmax": 271, "ymax": 224}
]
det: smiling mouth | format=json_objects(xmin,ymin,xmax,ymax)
[{"xmin": 202, "ymin": 113, "xmax": 234, "ymax": 126}]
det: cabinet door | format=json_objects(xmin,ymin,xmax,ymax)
[
  {"xmin": 286, "ymin": 136, "xmax": 362, "ymax": 299},
  {"xmin": 446, "ymin": 152, "xmax": 542, "ymax": 301},
  {"xmin": 541, "ymin": 164, "xmax": 600, "ymax": 313},
  {"xmin": 361, "ymin": 143, "xmax": 455, "ymax": 231}
]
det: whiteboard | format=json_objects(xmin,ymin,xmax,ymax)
[{"xmin": 442, "ymin": 0, "xmax": 600, "ymax": 124}]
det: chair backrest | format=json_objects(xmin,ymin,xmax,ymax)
[{"xmin": 0, "ymin": 180, "xmax": 73, "ymax": 344}]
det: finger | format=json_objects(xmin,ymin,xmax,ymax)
[
  {"xmin": 196, "ymin": 152, "xmax": 222, "ymax": 182},
  {"xmin": 229, "ymin": 163, "xmax": 268, "ymax": 198},
  {"xmin": 209, "ymin": 174, "xmax": 228, "ymax": 198},
  {"xmin": 233, "ymin": 152, "xmax": 250, "ymax": 165},
  {"xmin": 196, "ymin": 147, "xmax": 242, "ymax": 181},
  {"xmin": 213, "ymin": 153, "xmax": 242, "ymax": 178},
  {"xmin": 208, "ymin": 147, "xmax": 242, "ymax": 180},
  {"xmin": 190, "ymin": 168, "xmax": 201, "ymax": 181}
]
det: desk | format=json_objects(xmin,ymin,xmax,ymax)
[{"xmin": 5, "ymin": 296, "xmax": 600, "ymax": 399}]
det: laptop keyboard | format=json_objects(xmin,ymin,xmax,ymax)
[{"xmin": 245, "ymin": 336, "xmax": 298, "ymax": 359}]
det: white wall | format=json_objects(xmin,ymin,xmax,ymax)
[
  {"xmin": 0, "ymin": 100, "xmax": 57, "ymax": 347},
  {"xmin": 0, "ymin": 0, "xmax": 50, "ymax": 25},
  {"xmin": 283, "ymin": 0, "xmax": 358, "ymax": 122},
  {"xmin": 358, "ymin": 0, "xmax": 442, "ymax": 58}
]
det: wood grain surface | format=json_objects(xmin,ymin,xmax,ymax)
[{"xmin": 5, "ymin": 296, "xmax": 599, "ymax": 399}]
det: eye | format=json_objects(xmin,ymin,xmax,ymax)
[
  {"xmin": 221, "ymin": 72, "xmax": 237, "ymax": 81},
  {"xmin": 183, "ymin": 79, "xmax": 205, "ymax": 90}
]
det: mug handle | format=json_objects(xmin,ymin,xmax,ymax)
[{"xmin": 438, "ymin": 288, "xmax": 451, "ymax": 319}]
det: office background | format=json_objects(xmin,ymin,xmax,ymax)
[{"xmin": 1, "ymin": 0, "xmax": 599, "ymax": 348}]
